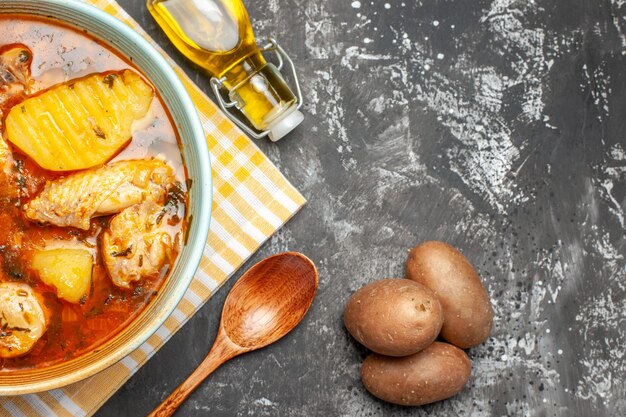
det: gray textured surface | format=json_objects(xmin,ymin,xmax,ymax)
[{"xmin": 97, "ymin": 1, "xmax": 626, "ymax": 416}]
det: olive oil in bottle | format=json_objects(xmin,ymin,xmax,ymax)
[{"xmin": 147, "ymin": 0, "xmax": 304, "ymax": 141}]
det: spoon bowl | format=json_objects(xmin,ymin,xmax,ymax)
[
  {"xmin": 149, "ymin": 252, "xmax": 318, "ymax": 417},
  {"xmin": 223, "ymin": 252, "xmax": 318, "ymax": 348}
]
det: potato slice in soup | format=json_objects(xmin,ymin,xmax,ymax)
[
  {"xmin": 5, "ymin": 70, "xmax": 153, "ymax": 171},
  {"xmin": 31, "ymin": 248, "xmax": 93, "ymax": 304}
]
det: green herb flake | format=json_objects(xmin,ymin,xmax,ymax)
[
  {"xmin": 110, "ymin": 245, "xmax": 133, "ymax": 258},
  {"xmin": 93, "ymin": 125, "xmax": 106, "ymax": 139},
  {"xmin": 102, "ymin": 74, "xmax": 118, "ymax": 88},
  {"xmin": 18, "ymin": 50, "xmax": 31, "ymax": 63}
]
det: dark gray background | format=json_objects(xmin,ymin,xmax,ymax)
[{"xmin": 98, "ymin": 1, "xmax": 626, "ymax": 416}]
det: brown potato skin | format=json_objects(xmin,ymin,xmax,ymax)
[
  {"xmin": 343, "ymin": 279, "xmax": 443, "ymax": 356},
  {"xmin": 361, "ymin": 342, "xmax": 472, "ymax": 406},
  {"xmin": 406, "ymin": 241, "xmax": 493, "ymax": 349}
]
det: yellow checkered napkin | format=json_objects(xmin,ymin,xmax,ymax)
[{"xmin": 0, "ymin": 1, "xmax": 306, "ymax": 416}]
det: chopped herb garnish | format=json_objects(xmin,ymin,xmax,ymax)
[
  {"xmin": 103, "ymin": 73, "xmax": 117, "ymax": 88},
  {"xmin": 1, "ymin": 247, "xmax": 25, "ymax": 280},
  {"xmin": 16, "ymin": 172, "xmax": 25, "ymax": 189},
  {"xmin": 0, "ymin": 313, "xmax": 31, "ymax": 338},
  {"xmin": 155, "ymin": 209, "xmax": 167, "ymax": 225},
  {"xmin": 110, "ymin": 245, "xmax": 133, "ymax": 257},
  {"xmin": 12, "ymin": 159, "xmax": 23, "ymax": 172},
  {"xmin": 164, "ymin": 182, "xmax": 186, "ymax": 208},
  {"xmin": 18, "ymin": 50, "xmax": 31, "ymax": 63},
  {"xmin": 93, "ymin": 125, "xmax": 106, "ymax": 139},
  {"xmin": 133, "ymin": 286, "xmax": 143, "ymax": 297},
  {"xmin": 12, "ymin": 159, "xmax": 25, "ymax": 190}
]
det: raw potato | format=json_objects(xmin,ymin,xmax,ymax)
[
  {"xmin": 406, "ymin": 241, "xmax": 493, "ymax": 348},
  {"xmin": 5, "ymin": 70, "xmax": 153, "ymax": 171},
  {"xmin": 343, "ymin": 279, "xmax": 443, "ymax": 356},
  {"xmin": 361, "ymin": 341, "xmax": 471, "ymax": 406},
  {"xmin": 31, "ymin": 248, "xmax": 93, "ymax": 304}
]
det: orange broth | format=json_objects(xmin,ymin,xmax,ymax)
[{"xmin": 0, "ymin": 15, "xmax": 187, "ymax": 370}]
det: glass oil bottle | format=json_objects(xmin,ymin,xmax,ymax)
[{"xmin": 147, "ymin": 0, "xmax": 304, "ymax": 141}]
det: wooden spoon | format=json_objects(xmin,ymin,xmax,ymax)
[{"xmin": 148, "ymin": 252, "xmax": 318, "ymax": 417}]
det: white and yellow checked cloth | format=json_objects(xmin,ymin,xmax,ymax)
[{"xmin": 0, "ymin": 1, "xmax": 306, "ymax": 415}]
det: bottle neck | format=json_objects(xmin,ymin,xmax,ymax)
[
  {"xmin": 220, "ymin": 51, "xmax": 267, "ymax": 89},
  {"xmin": 220, "ymin": 52, "xmax": 299, "ymax": 132}
]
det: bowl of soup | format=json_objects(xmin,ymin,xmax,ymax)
[{"xmin": 0, "ymin": 0, "xmax": 212, "ymax": 394}]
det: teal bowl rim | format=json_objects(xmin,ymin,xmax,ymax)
[{"xmin": 0, "ymin": 0, "xmax": 212, "ymax": 394}]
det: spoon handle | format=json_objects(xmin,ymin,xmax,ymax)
[{"xmin": 148, "ymin": 332, "xmax": 240, "ymax": 417}]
